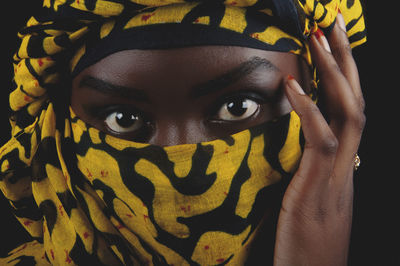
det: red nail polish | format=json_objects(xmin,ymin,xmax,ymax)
[
  {"xmin": 314, "ymin": 28, "xmax": 324, "ymax": 39},
  {"xmin": 335, "ymin": 3, "xmax": 340, "ymax": 13},
  {"xmin": 287, "ymin": 74, "xmax": 295, "ymax": 80}
]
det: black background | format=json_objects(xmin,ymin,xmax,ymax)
[{"xmin": 0, "ymin": 1, "xmax": 398, "ymax": 265}]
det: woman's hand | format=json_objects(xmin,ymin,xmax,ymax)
[{"xmin": 274, "ymin": 14, "xmax": 366, "ymax": 266}]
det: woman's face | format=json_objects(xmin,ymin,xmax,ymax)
[{"xmin": 71, "ymin": 46, "xmax": 311, "ymax": 146}]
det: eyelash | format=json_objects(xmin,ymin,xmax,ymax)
[
  {"xmin": 87, "ymin": 105, "xmax": 150, "ymax": 130},
  {"xmin": 208, "ymin": 91, "xmax": 266, "ymax": 119},
  {"xmin": 89, "ymin": 90, "xmax": 267, "ymax": 138}
]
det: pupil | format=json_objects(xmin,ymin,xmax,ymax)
[
  {"xmin": 227, "ymin": 99, "xmax": 247, "ymax": 116},
  {"xmin": 116, "ymin": 112, "xmax": 136, "ymax": 127}
]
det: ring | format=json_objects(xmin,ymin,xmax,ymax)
[{"xmin": 354, "ymin": 154, "xmax": 361, "ymax": 171}]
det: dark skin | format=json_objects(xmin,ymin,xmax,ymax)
[
  {"xmin": 71, "ymin": 14, "xmax": 365, "ymax": 265},
  {"xmin": 71, "ymin": 47, "xmax": 310, "ymax": 145}
]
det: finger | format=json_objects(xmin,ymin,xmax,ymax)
[
  {"xmin": 309, "ymin": 32, "xmax": 365, "ymax": 136},
  {"xmin": 285, "ymin": 75, "xmax": 337, "ymax": 189},
  {"xmin": 327, "ymin": 13, "xmax": 365, "ymax": 111},
  {"xmin": 310, "ymin": 31, "xmax": 365, "ymax": 184}
]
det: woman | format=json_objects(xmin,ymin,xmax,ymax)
[{"xmin": 0, "ymin": 0, "xmax": 366, "ymax": 265}]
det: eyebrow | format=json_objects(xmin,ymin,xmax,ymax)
[
  {"xmin": 78, "ymin": 56, "xmax": 279, "ymax": 101},
  {"xmin": 190, "ymin": 56, "xmax": 279, "ymax": 98},
  {"xmin": 79, "ymin": 76, "xmax": 150, "ymax": 102}
]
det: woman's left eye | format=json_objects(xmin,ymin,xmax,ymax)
[{"xmin": 216, "ymin": 97, "xmax": 260, "ymax": 121}]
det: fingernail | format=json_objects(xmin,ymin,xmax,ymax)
[
  {"xmin": 313, "ymin": 28, "xmax": 332, "ymax": 53},
  {"xmin": 287, "ymin": 75, "xmax": 305, "ymax": 95},
  {"xmin": 336, "ymin": 12, "xmax": 347, "ymax": 32},
  {"xmin": 314, "ymin": 28, "xmax": 324, "ymax": 39}
]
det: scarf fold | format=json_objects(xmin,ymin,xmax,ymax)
[{"xmin": 1, "ymin": 0, "xmax": 366, "ymax": 265}]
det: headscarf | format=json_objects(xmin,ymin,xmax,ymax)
[{"xmin": 0, "ymin": 0, "xmax": 366, "ymax": 265}]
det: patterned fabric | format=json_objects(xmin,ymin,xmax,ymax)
[{"xmin": 0, "ymin": 0, "xmax": 366, "ymax": 265}]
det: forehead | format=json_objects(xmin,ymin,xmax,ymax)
[{"xmin": 75, "ymin": 46, "xmax": 306, "ymax": 85}]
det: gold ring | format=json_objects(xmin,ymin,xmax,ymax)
[{"xmin": 354, "ymin": 154, "xmax": 361, "ymax": 171}]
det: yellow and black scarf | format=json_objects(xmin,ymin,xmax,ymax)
[{"xmin": 1, "ymin": 0, "xmax": 366, "ymax": 265}]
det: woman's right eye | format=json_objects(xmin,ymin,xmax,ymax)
[{"xmin": 104, "ymin": 110, "xmax": 144, "ymax": 134}]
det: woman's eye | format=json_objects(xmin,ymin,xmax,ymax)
[
  {"xmin": 104, "ymin": 111, "xmax": 143, "ymax": 134},
  {"xmin": 216, "ymin": 97, "xmax": 260, "ymax": 121}
]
